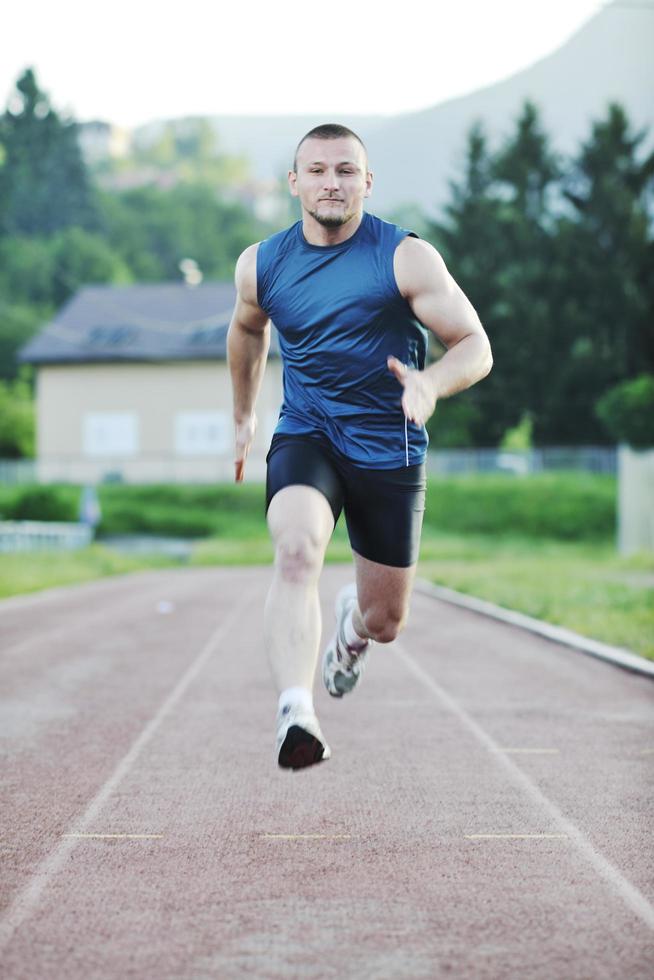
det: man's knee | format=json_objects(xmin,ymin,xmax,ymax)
[
  {"xmin": 274, "ymin": 528, "xmax": 324, "ymax": 585},
  {"xmin": 361, "ymin": 601, "xmax": 409, "ymax": 644}
]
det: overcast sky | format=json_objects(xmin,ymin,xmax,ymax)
[{"xmin": 1, "ymin": 0, "xmax": 617, "ymax": 128}]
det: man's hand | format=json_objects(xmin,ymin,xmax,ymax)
[
  {"xmin": 387, "ymin": 356, "xmax": 437, "ymax": 427},
  {"xmin": 234, "ymin": 414, "xmax": 257, "ymax": 482}
]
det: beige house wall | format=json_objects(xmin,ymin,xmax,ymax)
[{"xmin": 36, "ymin": 360, "xmax": 283, "ymax": 483}]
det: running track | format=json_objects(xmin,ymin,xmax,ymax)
[{"xmin": 1, "ymin": 565, "xmax": 653, "ymax": 979}]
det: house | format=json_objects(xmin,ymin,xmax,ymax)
[{"xmin": 19, "ymin": 283, "xmax": 283, "ymax": 484}]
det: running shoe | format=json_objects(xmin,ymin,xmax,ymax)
[
  {"xmin": 276, "ymin": 703, "xmax": 331, "ymax": 770},
  {"xmin": 322, "ymin": 582, "xmax": 370, "ymax": 698}
]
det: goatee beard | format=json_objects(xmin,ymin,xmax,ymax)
[{"xmin": 307, "ymin": 206, "xmax": 355, "ymax": 228}]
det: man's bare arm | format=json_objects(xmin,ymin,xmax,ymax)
[
  {"xmin": 227, "ymin": 243, "xmax": 270, "ymax": 481},
  {"xmin": 390, "ymin": 237, "xmax": 493, "ymax": 426}
]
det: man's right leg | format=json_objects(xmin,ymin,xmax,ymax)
[
  {"xmin": 265, "ymin": 484, "xmax": 334, "ymax": 694},
  {"xmin": 266, "ymin": 484, "xmax": 336, "ymax": 769}
]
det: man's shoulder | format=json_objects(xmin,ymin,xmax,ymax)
[
  {"xmin": 362, "ymin": 211, "xmax": 418, "ymax": 247},
  {"xmin": 259, "ymin": 221, "xmax": 301, "ymax": 260},
  {"xmin": 235, "ymin": 242, "xmax": 260, "ymax": 287},
  {"xmin": 236, "ymin": 222, "xmax": 299, "ymax": 286}
]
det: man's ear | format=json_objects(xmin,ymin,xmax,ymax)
[
  {"xmin": 288, "ymin": 170, "xmax": 299, "ymax": 198},
  {"xmin": 364, "ymin": 170, "xmax": 373, "ymax": 198}
]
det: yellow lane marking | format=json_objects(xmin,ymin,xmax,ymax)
[
  {"xmin": 62, "ymin": 834, "xmax": 163, "ymax": 839},
  {"xmin": 465, "ymin": 834, "xmax": 568, "ymax": 840},
  {"xmin": 260, "ymin": 834, "xmax": 353, "ymax": 840},
  {"xmin": 501, "ymin": 748, "xmax": 560, "ymax": 754}
]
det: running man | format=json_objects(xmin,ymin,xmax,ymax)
[{"xmin": 228, "ymin": 124, "xmax": 492, "ymax": 771}]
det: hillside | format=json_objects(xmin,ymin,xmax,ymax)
[{"xmin": 131, "ymin": 1, "xmax": 654, "ymax": 217}]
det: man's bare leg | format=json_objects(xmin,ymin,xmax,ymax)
[
  {"xmin": 352, "ymin": 552, "xmax": 417, "ymax": 644},
  {"xmin": 267, "ymin": 485, "xmax": 335, "ymax": 768},
  {"xmin": 265, "ymin": 484, "xmax": 334, "ymax": 693},
  {"xmin": 322, "ymin": 553, "xmax": 416, "ymax": 697}
]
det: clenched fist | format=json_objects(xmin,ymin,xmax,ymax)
[
  {"xmin": 387, "ymin": 356, "xmax": 437, "ymax": 427},
  {"xmin": 234, "ymin": 414, "xmax": 257, "ymax": 482}
]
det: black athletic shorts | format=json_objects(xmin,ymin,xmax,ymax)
[{"xmin": 265, "ymin": 432, "xmax": 426, "ymax": 568}]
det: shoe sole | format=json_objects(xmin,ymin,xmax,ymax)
[{"xmin": 278, "ymin": 725, "xmax": 329, "ymax": 771}]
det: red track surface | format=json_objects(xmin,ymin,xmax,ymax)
[{"xmin": 1, "ymin": 565, "xmax": 653, "ymax": 979}]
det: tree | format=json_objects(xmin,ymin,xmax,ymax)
[
  {"xmin": 596, "ymin": 374, "xmax": 654, "ymax": 448},
  {"xmin": 487, "ymin": 102, "xmax": 561, "ymax": 445},
  {"xmin": 430, "ymin": 101, "xmax": 654, "ymax": 447},
  {"xmin": 540, "ymin": 104, "xmax": 654, "ymax": 442},
  {"xmin": 0, "ymin": 303, "xmax": 44, "ymax": 381},
  {"xmin": 429, "ymin": 106, "xmax": 561, "ymax": 446},
  {"xmin": 427, "ymin": 122, "xmax": 501, "ymax": 445},
  {"xmin": 0, "ymin": 68, "xmax": 100, "ymax": 236},
  {"xmin": 493, "ymin": 101, "xmax": 560, "ymax": 225},
  {"xmin": 97, "ymin": 183, "xmax": 272, "ymax": 282},
  {"xmin": 0, "ymin": 371, "xmax": 35, "ymax": 457}
]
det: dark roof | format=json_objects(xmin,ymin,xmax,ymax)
[{"xmin": 19, "ymin": 283, "xmax": 279, "ymax": 365}]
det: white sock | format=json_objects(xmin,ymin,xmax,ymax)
[
  {"xmin": 343, "ymin": 609, "xmax": 370, "ymax": 653},
  {"xmin": 278, "ymin": 686, "xmax": 314, "ymax": 714}
]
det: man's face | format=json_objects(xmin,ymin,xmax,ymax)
[{"xmin": 289, "ymin": 136, "xmax": 372, "ymax": 228}]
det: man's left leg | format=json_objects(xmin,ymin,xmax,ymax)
[
  {"xmin": 322, "ymin": 554, "xmax": 416, "ymax": 697},
  {"xmin": 322, "ymin": 455, "xmax": 425, "ymax": 697},
  {"xmin": 352, "ymin": 551, "xmax": 417, "ymax": 643}
]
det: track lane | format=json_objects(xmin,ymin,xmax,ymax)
[{"xmin": 1, "ymin": 566, "xmax": 652, "ymax": 979}]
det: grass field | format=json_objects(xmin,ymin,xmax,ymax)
[
  {"xmin": 2, "ymin": 526, "xmax": 652, "ymax": 661},
  {"xmin": 1, "ymin": 474, "xmax": 650, "ymax": 659}
]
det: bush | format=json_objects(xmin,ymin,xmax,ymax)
[
  {"xmin": 596, "ymin": 375, "xmax": 654, "ymax": 448},
  {"xmin": 0, "ymin": 476, "xmax": 615, "ymax": 541},
  {"xmin": 0, "ymin": 485, "xmax": 78, "ymax": 521},
  {"xmin": 96, "ymin": 483, "xmax": 266, "ymax": 538},
  {"xmin": 423, "ymin": 473, "xmax": 615, "ymax": 540}
]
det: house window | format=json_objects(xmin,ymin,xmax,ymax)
[
  {"xmin": 175, "ymin": 412, "xmax": 229, "ymax": 456},
  {"xmin": 83, "ymin": 413, "xmax": 139, "ymax": 457}
]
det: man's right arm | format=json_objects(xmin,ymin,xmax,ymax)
[{"xmin": 227, "ymin": 243, "xmax": 270, "ymax": 482}]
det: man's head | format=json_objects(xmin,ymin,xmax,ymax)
[{"xmin": 289, "ymin": 123, "xmax": 372, "ymax": 229}]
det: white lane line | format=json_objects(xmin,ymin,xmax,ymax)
[
  {"xmin": 261, "ymin": 834, "xmax": 353, "ymax": 840},
  {"xmin": 0, "ymin": 594, "xmax": 250, "ymax": 956},
  {"xmin": 393, "ymin": 641, "xmax": 654, "ymax": 932},
  {"xmin": 465, "ymin": 834, "xmax": 568, "ymax": 840},
  {"xmin": 62, "ymin": 834, "xmax": 163, "ymax": 840}
]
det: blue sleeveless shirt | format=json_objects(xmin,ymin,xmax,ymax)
[{"xmin": 256, "ymin": 211, "xmax": 429, "ymax": 468}]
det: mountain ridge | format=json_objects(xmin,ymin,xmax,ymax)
[{"xmin": 132, "ymin": 2, "xmax": 654, "ymax": 217}]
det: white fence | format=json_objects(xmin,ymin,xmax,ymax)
[
  {"xmin": 0, "ymin": 460, "xmax": 37, "ymax": 484},
  {"xmin": 0, "ymin": 521, "xmax": 93, "ymax": 553},
  {"xmin": 427, "ymin": 446, "xmax": 616, "ymax": 476},
  {"xmin": 0, "ymin": 447, "xmax": 617, "ymax": 486}
]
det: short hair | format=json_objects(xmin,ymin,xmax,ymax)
[{"xmin": 293, "ymin": 123, "xmax": 368, "ymax": 171}]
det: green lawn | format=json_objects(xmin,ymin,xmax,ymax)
[
  {"xmin": 1, "ymin": 528, "xmax": 651, "ymax": 661},
  {"xmin": 417, "ymin": 534, "xmax": 654, "ymax": 661}
]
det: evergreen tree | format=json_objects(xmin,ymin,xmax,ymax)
[
  {"xmin": 430, "ymin": 105, "xmax": 561, "ymax": 446},
  {"xmin": 541, "ymin": 103, "xmax": 654, "ymax": 442},
  {"xmin": 493, "ymin": 101, "xmax": 560, "ymax": 224},
  {"xmin": 0, "ymin": 68, "xmax": 100, "ymax": 236},
  {"xmin": 487, "ymin": 102, "xmax": 561, "ymax": 444},
  {"xmin": 428, "ymin": 122, "xmax": 502, "ymax": 445}
]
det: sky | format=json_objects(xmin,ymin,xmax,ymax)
[{"xmin": 1, "ymin": 0, "xmax": 620, "ymax": 129}]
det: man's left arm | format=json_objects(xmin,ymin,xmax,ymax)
[{"xmin": 389, "ymin": 237, "xmax": 493, "ymax": 426}]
